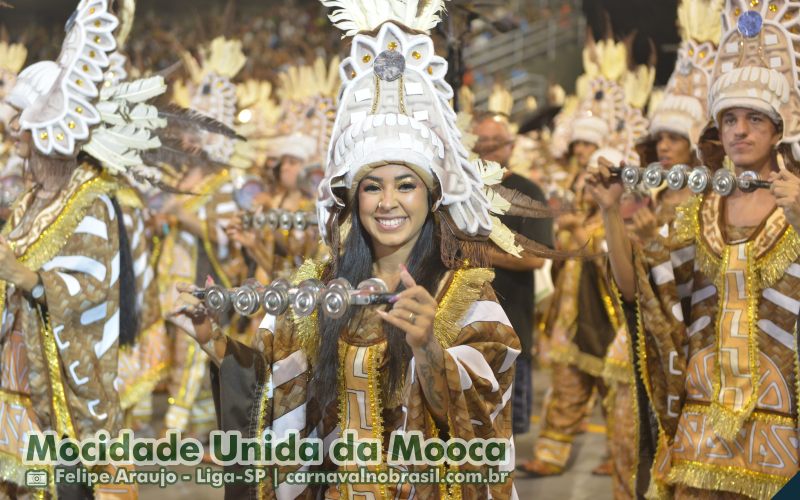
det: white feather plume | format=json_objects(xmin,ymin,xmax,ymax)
[
  {"xmin": 321, "ymin": 0, "xmax": 447, "ymax": 36},
  {"xmin": 101, "ymin": 76, "xmax": 167, "ymax": 103}
]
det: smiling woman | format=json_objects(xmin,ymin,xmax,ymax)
[{"xmin": 169, "ymin": 1, "xmax": 575, "ymax": 498}]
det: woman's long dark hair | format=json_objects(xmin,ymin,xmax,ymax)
[{"xmin": 311, "ymin": 192, "xmax": 447, "ymax": 409}]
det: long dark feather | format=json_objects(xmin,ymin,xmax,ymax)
[
  {"xmin": 514, "ymin": 232, "xmax": 602, "ymax": 260},
  {"xmin": 158, "ymin": 104, "xmax": 245, "ymax": 140},
  {"xmin": 146, "ymin": 135, "xmax": 232, "ymax": 172},
  {"xmin": 489, "ymin": 184, "xmax": 567, "ymax": 218}
]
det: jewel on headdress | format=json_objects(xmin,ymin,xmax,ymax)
[
  {"xmin": 374, "ymin": 50, "xmax": 405, "ymax": 82},
  {"xmin": 738, "ymin": 10, "xmax": 763, "ymax": 38}
]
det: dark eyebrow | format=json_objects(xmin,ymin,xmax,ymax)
[{"xmin": 363, "ymin": 174, "xmax": 416, "ymax": 183}]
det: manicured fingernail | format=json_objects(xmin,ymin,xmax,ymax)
[
  {"xmin": 205, "ymin": 275, "xmax": 214, "ymax": 286},
  {"xmin": 389, "ymin": 295, "xmax": 399, "ymax": 303}
]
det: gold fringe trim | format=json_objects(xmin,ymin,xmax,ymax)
[
  {"xmin": 754, "ymin": 226, "xmax": 800, "ymax": 290},
  {"xmin": 549, "ymin": 342, "xmax": 606, "ymax": 377},
  {"xmin": 336, "ymin": 340, "xmax": 348, "ymax": 500},
  {"xmin": 256, "ymin": 370, "xmax": 273, "ymax": 499},
  {"xmin": 0, "ymin": 450, "xmax": 56, "ymax": 497},
  {"xmin": 434, "ymin": 267, "xmax": 495, "ymax": 348},
  {"xmin": 667, "ymin": 460, "xmax": 789, "ymax": 499},
  {"xmin": 366, "ymin": 345, "xmax": 388, "ymax": 499},
  {"xmin": 644, "ymin": 477, "xmax": 671, "ymax": 500},
  {"xmin": 673, "ymin": 194, "xmax": 702, "ymax": 243},
  {"xmin": 39, "ymin": 309, "xmax": 77, "ymax": 439},
  {"xmin": 602, "ymin": 358, "xmax": 631, "ymax": 385},
  {"xmin": 120, "ymin": 361, "xmax": 169, "ymax": 410},
  {"xmin": 682, "ymin": 403, "xmax": 794, "ymax": 426},
  {"xmin": 291, "ymin": 259, "xmax": 327, "ymax": 361}
]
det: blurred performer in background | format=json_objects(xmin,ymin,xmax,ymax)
[
  {"xmin": 520, "ymin": 34, "xmax": 653, "ymax": 477},
  {"xmin": 472, "ymin": 84, "xmax": 554, "ymax": 436},
  {"xmin": 0, "ymin": 39, "xmax": 26, "ymax": 228}
]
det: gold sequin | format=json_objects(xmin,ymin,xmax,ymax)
[
  {"xmin": 75, "ymin": 106, "xmax": 84, "ymax": 114},
  {"xmin": 699, "ymin": 51, "xmax": 706, "ymax": 58},
  {"xmin": 388, "ymin": 41, "xmax": 398, "ymax": 50},
  {"xmin": 94, "ymin": 20, "xmax": 101, "ymax": 27},
  {"xmin": 350, "ymin": 70, "xmax": 356, "ymax": 78},
  {"xmin": 770, "ymin": 3, "xmax": 778, "ymax": 12},
  {"xmin": 82, "ymin": 64, "xmax": 89, "ymax": 72},
  {"xmin": 412, "ymin": 51, "xmax": 421, "ymax": 60},
  {"xmin": 734, "ymin": 7, "xmax": 742, "ymax": 16},
  {"xmin": 793, "ymin": 26, "xmax": 800, "ymax": 34},
  {"xmin": 89, "ymin": 50, "xmax": 96, "ymax": 58},
  {"xmin": 750, "ymin": 0, "xmax": 760, "ymax": 6},
  {"xmin": 68, "ymin": 121, "xmax": 76, "ymax": 129},
  {"xmin": 56, "ymin": 133, "xmax": 64, "ymax": 141},
  {"xmin": 94, "ymin": 36, "xmax": 101, "ymax": 43},
  {"xmin": 427, "ymin": 66, "xmax": 433, "ymax": 75},
  {"xmin": 89, "ymin": 7, "xmax": 95, "ymax": 13},
  {"xmin": 75, "ymin": 79, "xmax": 83, "ymax": 86},
  {"xmin": 39, "ymin": 132, "xmax": 48, "ymax": 140},
  {"xmin": 362, "ymin": 54, "xmax": 372, "ymax": 63}
]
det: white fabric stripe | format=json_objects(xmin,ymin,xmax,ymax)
[
  {"xmin": 74, "ymin": 216, "xmax": 108, "ymax": 240},
  {"xmin": 456, "ymin": 300, "xmax": 513, "ymax": 329},
  {"xmin": 110, "ymin": 252, "xmax": 120, "ymax": 287},
  {"xmin": 758, "ymin": 319, "xmax": 796, "ymax": 350},
  {"xmin": 658, "ymin": 224, "xmax": 669, "ymax": 238},
  {"xmin": 687, "ymin": 316, "xmax": 711, "ymax": 338},
  {"xmin": 95, "ymin": 308, "xmax": 120, "ymax": 359},
  {"xmin": 142, "ymin": 266, "xmax": 154, "ymax": 291},
  {"xmin": 272, "ymin": 403, "xmax": 306, "ymax": 439},
  {"xmin": 99, "ymin": 195, "xmax": 115, "ymax": 221},
  {"xmin": 763, "ymin": 288, "xmax": 800, "ymax": 315},
  {"xmin": 259, "ymin": 313, "xmax": 277, "ymax": 333},
  {"xmin": 651, "ymin": 261, "xmax": 675, "ymax": 285},
  {"xmin": 81, "ymin": 302, "xmax": 108, "ymax": 325},
  {"xmin": 499, "ymin": 347, "xmax": 520, "ymax": 373},
  {"xmin": 692, "ymin": 285, "xmax": 716, "ymax": 305},
  {"xmin": 132, "ymin": 252, "xmax": 148, "ymax": 277},
  {"xmin": 215, "ymin": 201, "xmax": 237, "ymax": 214},
  {"xmin": 446, "ymin": 345, "xmax": 500, "ymax": 392},
  {"xmin": 56, "ymin": 272, "xmax": 81, "ymax": 296},
  {"xmin": 787, "ymin": 263, "xmax": 800, "ymax": 279},
  {"xmin": 131, "ymin": 216, "xmax": 144, "ymax": 250},
  {"xmin": 272, "ymin": 350, "xmax": 308, "ymax": 388},
  {"xmin": 43, "ymin": 256, "xmax": 107, "ymax": 283},
  {"xmin": 489, "ymin": 383, "xmax": 513, "ymax": 422},
  {"xmin": 671, "ymin": 302, "xmax": 684, "ymax": 322},
  {"xmin": 122, "ymin": 213, "xmax": 133, "ymax": 228},
  {"xmin": 499, "ymin": 435, "xmax": 515, "ymax": 472},
  {"xmin": 671, "ymin": 246, "xmax": 695, "ymax": 268}
]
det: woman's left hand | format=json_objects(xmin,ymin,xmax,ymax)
[
  {"xmin": 378, "ymin": 265, "xmax": 438, "ymax": 350},
  {"xmin": 770, "ymin": 170, "xmax": 800, "ymax": 231}
]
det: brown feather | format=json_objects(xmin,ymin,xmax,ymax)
[
  {"xmin": 489, "ymin": 184, "xmax": 566, "ymax": 218},
  {"xmin": 158, "ymin": 104, "xmax": 245, "ymax": 140}
]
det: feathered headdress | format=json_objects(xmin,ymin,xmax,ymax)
[
  {"xmin": 270, "ymin": 57, "xmax": 340, "ymax": 167},
  {"xmin": 180, "ymin": 37, "xmax": 250, "ymax": 167},
  {"xmin": 640, "ymin": 0, "xmax": 722, "ymax": 164},
  {"xmin": 706, "ymin": 0, "xmax": 800, "ymax": 164},
  {"xmin": 4, "ymin": 0, "xmax": 242, "ymax": 190},
  {"xmin": 318, "ymin": 0, "xmax": 564, "ymax": 264}
]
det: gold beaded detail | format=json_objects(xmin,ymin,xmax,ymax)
[
  {"xmin": 350, "ymin": 70, "xmax": 356, "ymax": 78},
  {"xmin": 362, "ymin": 54, "xmax": 372, "ymax": 63},
  {"xmin": 699, "ymin": 51, "xmax": 706, "ymax": 58},
  {"xmin": 75, "ymin": 106, "xmax": 84, "ymax": 114},
  {"xmin": 40, "ymin": 132, "xmax": 48, "ymax": 140},
  {"xmin": 388, "ymin": 41, "xmax": 398, "ymax": 50},
  {"xmin": 89, "ymin": 50, "xmax": 96, "ymax": 58},
  {"xmin": 82, "ymin": 64, "xmax": 89, "ymax": 72},
  {"xmin": 75, "ymin": 79, "xmax": 83, "ymax": 87},
  {"xmin": 770, "ymin": 3, "xmax": 778, "ymax": 12},
  {"xmin": 68, "ymin": 121, "xmax": 76, "ymax": 129},
  {"xmin": 56, "ymin": 133, "xmax": 64, "ymax": 141},
  {"xmin": 412, "ymin": 51, "xmax": 421, "ymax": 60},
  {"xmin": 427, "ymin": 66, "xmax": 433, "ymax": 75},
  {"xmin": 94, "ymin": 36, "xmax": 101, "ymax": 43},
  {"xmin": 89, "ymin": 7, "xmax": 95, "ymax": 13},
  {"xmin": 94, "ymin": 20, "xmax": 101, "ymax": 27},
  {"xmin": 734, "ymin": 7, "xmax": 741, "ymax": 16},
  {"xmin": 750, "ymin": 0, "xmax": 760, "ymax": 6}
]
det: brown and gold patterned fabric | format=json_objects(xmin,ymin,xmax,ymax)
[{"xmin": 632, "ymin": 192, "xmax": 800, "ymax": 498}]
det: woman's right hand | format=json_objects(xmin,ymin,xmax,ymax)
[
  {"xmin": 586, "ymin": 157, "xmax": 625, "ymax": 211},
  {"xmin": 169, "ymin": 282, "xmax": 213, "ymax": 345}
]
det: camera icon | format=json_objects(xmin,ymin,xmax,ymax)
[{"xmin": 25, "ymin": 470, "xmax": 48, "ymax": 488}]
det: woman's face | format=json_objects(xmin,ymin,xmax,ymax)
[
  {"xmin": 357, "ymin": 164, "xmax": 430, "ymax": 255},
  {"xmin": 655, "ymin": 131, "xmax": 692, "ymax": 168},
  {"xmin": 719, "ymin": 107, "xmax": 780, "ymax": 170},
  {"xmin": 279, "ymin": 154, "xmax": 303, "ymax": 190}
]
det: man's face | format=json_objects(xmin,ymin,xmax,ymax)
[
  {"xmin": 571, "ymin": 140, "xmax": 598, "ymax": 168},
  {"xmin": 655, "ymin": 131, "xmax": 692, "ymax": 168},
  {"xmin": 719, "ymin": 108, "xmax": 780, "ymax": 170},
  {"xmin": 473, "ymin": 117, "xmax": 514, "ymax": 167}
]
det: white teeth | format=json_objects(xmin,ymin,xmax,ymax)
[{"xmin": 377, "ymin": 218, "xmax": 406, "ymax": 228}]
